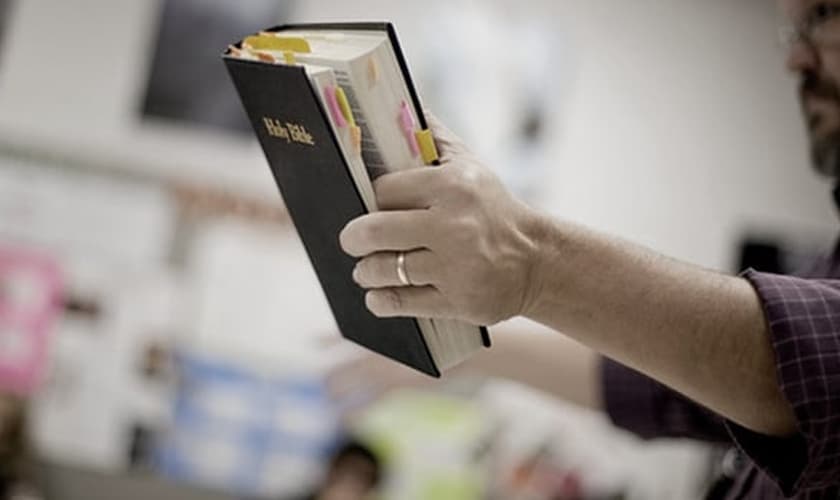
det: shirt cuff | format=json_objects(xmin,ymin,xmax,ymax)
[{"xmin": 724, "ymin": 270, "xmax": 840, "ymax": 495}]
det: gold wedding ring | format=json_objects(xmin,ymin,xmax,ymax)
[{"xmin": 396, "ymin": 251, "xmax": 411, "ymax": 286}]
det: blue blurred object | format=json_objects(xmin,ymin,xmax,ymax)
[{"xmin": 156, "ymin": 351, "xmax": 342, "ymax": 498}]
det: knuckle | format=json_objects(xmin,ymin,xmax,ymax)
[
  {"xmin": 386, "ymin": 289, "xmax": 402, "ymax": 311},
  {"xmin": 411, "ymin": 251, "xmax": 433, "ymax": 285},
  {"xmin": 376, "ymin": 254, "xmax": 394, "ymax": 282},
  {"xmin": 451, "ymin": 215, "xmax": 479, "ymax": 241},
  {"xmin": 438, "ymin": 167, "xmax": 463, "ymax": 192},
  {"xmin": 460, "ymin": 162, "xmax": 483, "ymax": 184},
  {"xmin": 447, "ymin": 168, "xmax": 481, "ymax": 203}
]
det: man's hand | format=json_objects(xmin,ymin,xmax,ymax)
[
  {"xmin": 339, "ymin": 113, "xmax": 796, "ymax": 438},
  {"xmin": 339, "ymin": 115, "xmax": 544, "ymax": 326}
]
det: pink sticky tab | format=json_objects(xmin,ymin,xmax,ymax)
[
  {"xmin": 0, "ymin": 247, "xmax": 63, "ymax": 396},
  {"xmin": 324, "ymin": 85, "xmax": 347, "ymax": 128},
  {"xmin": 399, "ymin": 101, "xmax": 420, "ymax": 157}
]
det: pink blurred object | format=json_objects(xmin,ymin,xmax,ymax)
[{"xmin": 0, "ymin": 247, "xmax": 63, "ymax": 396}]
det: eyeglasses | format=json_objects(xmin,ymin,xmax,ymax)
[{"xmin": 779, "ymin": 2, "xmax": 840, "ymax": 50}]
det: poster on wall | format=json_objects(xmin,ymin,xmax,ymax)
[{"xmin": 140, "ymin": 0, "xmax": 295, "ymax": 134}]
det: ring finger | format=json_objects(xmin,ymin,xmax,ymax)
[{"xmin": 353, "ymin": 249, "xmax": 439, "ymax": 288}]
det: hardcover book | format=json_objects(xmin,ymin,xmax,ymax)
[{"xmin": 223, "ymin": 22, "xmax": 489, "ymax": 377}]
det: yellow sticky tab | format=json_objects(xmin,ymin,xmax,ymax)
[
  {"xmin": 415, "ymin": 129, "xmax": 439, "ymax": 165},
  {"xmin": 243, "ymin": 35, "xmax": 311, "ymax": 53},
  {"xmin": 335, "ymin": 87, "xmax": 355, "ymax": 126},
  {"xmin": 283, "ymin": 51, "xmax": 296, "ymax": 64}
]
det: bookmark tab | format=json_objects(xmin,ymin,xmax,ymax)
[
  {"xmin": 335, "ymin": 87, "xmax": 356, "ymax": 126},
  {"xmin": 367, "ymin": 57, "xmax": 380, "ymax": 87},
  {"xmin": 253, "ymin": 51, "xmax": 276, "ymax": 63},
  {"xmin": 415, "ymin": 129, "xmax": 439, "ymax": 165},
  {"xmin": 334, "ymin": 87, "xmax": 362, "ymax": 154},
  {"xmin": 398, "ymin": 101, "xmax": 420, "ymax": 157},
  {"xmin": 350, "ymin": 125, "xmax": 362, "ymax": 154},
  {"xmin": 243, "ymin": 35, "xmax": 311, "ymax": 53},
  {"xmin": 227, "ymin": 45, "xmax": 244, "ymax": 58},
  {"xmin": 283, "ymin": 51, "xmax": 296, "ymax": 64},
  {"xmin": 324, "ymin": 85, "xmax": 347, "ymax": 128}
]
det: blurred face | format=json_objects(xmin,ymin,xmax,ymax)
[{"xmin": 781, "ymin": 0, "xmax": 840, "ymax": 177}]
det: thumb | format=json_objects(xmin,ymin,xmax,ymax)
[{"xmin": 424, "ymin": 110, "xmax": 469, "ymax": 159}]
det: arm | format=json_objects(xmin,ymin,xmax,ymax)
[
  {"xmin": 330, "ymin": 322, "xmax": 735, "ymax": 443},
  {"xmin": 339, "ymin": 114, "xmax": 795, "ymax": 437},
  {"xmin": 521, "ymin": 216, "xmax": 797, "ymax": 437},
  {"xmin": 454, "ymin": 324, "xmax": 602, "ymax": 410},
  {"xmin": 463, "ymin": 330, "xmax": 732, "ymax": 442},
  {"xmin": 327, "ymin": 323, "xmax": 602, "ymax": 411}
]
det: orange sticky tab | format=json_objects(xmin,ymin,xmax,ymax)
[
  {"xmin": 350, "ymin": 125, "xmax": 362, "ymax": 154},
  {"xmin": 228, "ymin": 45, "xmax": 243, "ymax": 58},
  {"xmin": 254, "ymin": 51, "xmax": 276, "ymax": 63},
  {"xmin": 415, "ymin": 129, "xmax": 439, "ymax": 165},
  {"xmin": 367, "ymin": 57, "xmax": 379, "ymax": 87}
]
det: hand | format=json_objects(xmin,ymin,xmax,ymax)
[
  {"xmin": 325, "ymin": 347, "xmax": 438, "ymax": 412},
  {"xmin": 339, "ymin": 114, "xmax": 545, "ymax": 326}
]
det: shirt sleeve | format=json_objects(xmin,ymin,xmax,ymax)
[
  {"xmin": 724, "ymin": 270, "xmax": 840, "ymax": 495},
  {"xmin": 601, "ymin": 357, "xmax": 730, "ymax": 443}
]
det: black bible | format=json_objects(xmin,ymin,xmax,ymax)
[{"xmin": 223, "ymin": 22, "xmax": 490, "ymax": 377}]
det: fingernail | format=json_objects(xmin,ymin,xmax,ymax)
[{"xmin": 352, "ymin": 264, "xmax": 361, "ymax": 284}]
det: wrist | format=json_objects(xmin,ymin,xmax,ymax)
[{"xmin": 517, "ymin": 207, "xmax": 555, "ymax": 319}]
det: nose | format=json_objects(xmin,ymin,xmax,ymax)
[{"xmin": 786, "ymin": 38, "xmax": 820, "ymax": 74}]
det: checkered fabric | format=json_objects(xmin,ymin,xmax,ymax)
[{"xmin": 602, "ymin": 253, "xmax": 840, "ymax": 498}]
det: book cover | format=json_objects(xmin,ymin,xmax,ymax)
[{"xmin": 224, "ymin": 23, "xmax": 490, "ymax": 377}]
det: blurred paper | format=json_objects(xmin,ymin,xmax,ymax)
[
  {"xmin": 187, "ymin": 219, "xmax": 338, "ymax": 369},
  {"xmin": 156, "ymin": 351, "xmax": 340, "ymax": 497},
  {"xmin": 0, "ymin": 245, "xmax": 62, "ymax": 395}
]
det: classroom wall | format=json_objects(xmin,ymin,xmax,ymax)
[
  {"xmin": 548, "ymin": 0, "xmax": 836, "ymax": 270},
  {"xmin": 0, "ymin": 1, "xmax": 825, "ymax": 495},
  {"xmin": 292, "ymin": 0, "xmax": 838, "ymax": 270},
  {"xmin": 0, "ymin": 0, "xmax": 832, "ymax": 273}
]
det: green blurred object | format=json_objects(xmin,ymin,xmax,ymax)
[{"xmin": 351, "ymin": 389, "xmax": 493, "ymax": 500}]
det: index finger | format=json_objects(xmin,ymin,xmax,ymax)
[
  {"xmin": 339, "ymin": 210, "xmax": 435, "ymax": 257},
  {"xmin": 373, "ymin": 167, "xmax": 441, "ymax": 210}
]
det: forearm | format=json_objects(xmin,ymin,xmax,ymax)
[
  {"xmin": 522, "ymin": 214, "xmax": 797, "ymax": 436},
  {"xmin": 453, "ymin": 325, "xmax": 602, "ymax": 410}
]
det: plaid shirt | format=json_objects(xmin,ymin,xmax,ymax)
[{"xmin": 602, "ymin": 235, "xmax": 840, "ymax": 498}]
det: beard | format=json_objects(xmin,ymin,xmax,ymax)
[
  {"xmin": 809, "ymin": 127, "xmax": 840, "ymax": 178},
  {"xmin": 801, "ymin": 71, "xmax": 840, "ymax": 178}
]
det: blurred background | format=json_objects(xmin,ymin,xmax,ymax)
[{"xmin": 0, "ymin": 0, "xmax": 836, "ymax": 499}]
